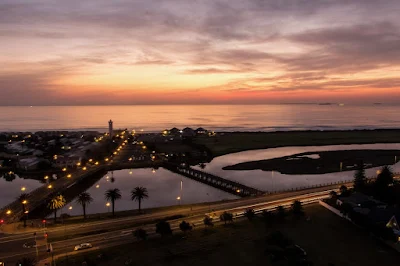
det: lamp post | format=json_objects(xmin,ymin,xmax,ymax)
[{"xmin": 106, "ymin": 202, "xmax": 110, "ymax": 214}]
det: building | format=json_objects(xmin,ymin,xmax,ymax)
[{"xmin": 109, "ymin": 120, "xmax": 113, "ymax": 138}]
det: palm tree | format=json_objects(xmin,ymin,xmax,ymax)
[
  {"xmin": 76, "ymin": 192, "xmax": 93, "ymax": 220},
  {"xmin": 105, "ymin": 188, "xmax": 121, "ymax": 217},
  {"xmin": 48, "ymin": 194, "xmax": 66, "ymax": 223},
  {"xmin": 17, "ymin": 193, "xmax": 29, "ymax": 227},
  {"xmin": 130, "ymin": 187, "xmax": 148, "ymax": 213}
]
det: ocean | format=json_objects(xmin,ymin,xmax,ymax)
[{"xmin": 0, "ymin": 104, "xmax": 399, "ymax": 132}]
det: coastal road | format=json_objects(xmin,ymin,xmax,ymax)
[{"xmin": 0, "ymin": 187, "xmax": 336, "ymax": 265}]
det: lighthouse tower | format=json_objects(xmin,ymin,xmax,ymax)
[{"xmin": 108, "ymin": 120, "xmax": 113, "ymax": 138}]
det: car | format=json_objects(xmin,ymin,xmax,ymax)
[
  {"xmin": 22, "ymin": 241, "xmax": 37, "ymax": 248},
  {"xmin": 74, "ymin": 243, "xmax": 93, "ymax": 251}
]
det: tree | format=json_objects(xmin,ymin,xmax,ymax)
[
  {"xmin": 291, "ymin": 200, "xmax": 304, "ymax": 218},
  {"xmin": 329, "ymin": 190, "xmax": 338, "ymax": 199},
  {"xmin": 76, "ymin": 192, "xmax": 93, "ymax": 220},
  {"xmin": 133, "ymin": 228, "xmax": 148, "ymax": 241},
  {"xmin": 277, "ymin": 206, "xmax": 286, "ymax": 220},
  {"xmin": 220, "ymin": 211, "xmax": 233, "ymax": 225},
  {"xmin": 104, "ymin": 188, "xmax": 122, "ymax": 217},
  {"xmin": 376, "ymin": 166, "xmax": 394, "ymax": 189},
  {"xmin": 179, "ymin": 221, "xmax": 193, "ymax": 234},
  {"xmin": 244, "ymin": 208, "xmax": 256, "ymax": 221},
  {"xmin": 339, "ymin": 185, "xmax": 349, "ymax": 196},
  {"xmin": 15, "ymin": 257, "xmax": 36, "ymax": 266},
  {"xmin": 156, "ymin": 220, "xmax": 172, "ymax": 236},
  {"xmin": 353, "ymin": 162, "xmax": 366, "ymax": 191},
  {"xmin": 48, "ymin": 194, "xmax": 66, "ymax": 223},
  {"xmin": 262, "ymin": 210, "xmax": 273, "ymax": 224},
  {"xmin": 203, "ymin": 216, "xmax": 214, "ymax": 227},
  {"xmin": 130, "ymin": 186, "xmax": 149, "ymax": 213},
  {"xmin": 17, "ymin": 193, "xmax": 28, "ymax": 227}
]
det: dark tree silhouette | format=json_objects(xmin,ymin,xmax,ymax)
[
  {"xmin": 133, "ymin": 228, "xmax": 148, "ymax": 241},
  {"xmin": 220, "ymin": 212, "xmax": 233, "ymax": 225},
  {"xmin": 76, "ymin": 192, "xmax": 93, "ymax": 220},
  {"xmin": 277, "ymin": 206, "xmax": 286, "ymax": 220},
  {"xmin": 291, "ymin": 200, "xmax": 304, "ymax": 218},
  {"xmin": 353, "ymin": 162, "xmax": 366, "ymax": 191},
  {"xmin": 339, "ymin": 185, "xmax": 350, "ymax": 196},
  {"xmin": 375, "ymin": 166, "xmax": 394, "ymax": 189},
  {"xmin": 203, "ymin": 216, "xmax": 214, "ymax": 227},
  {"xmin": 130, "ymin": 186, "xmax": 149, "ymax": 213},
  {"xmin": 261, "ymin": 210, "xmax": 273, "ymax": 225},
  {"xmin": 156, "ymin": 220, "xmax": 172, "ymax": 236},
  {"xmin": 179, "ymin": 221, "xmax": 193, "ymax": 234},
  {"xmin": 244, "ymin": 208, "xmax": 256, "ymax": 221},
  {"xmin": 15, "ymin": 257, "xmax": 36, "ymax": 266},
  {"xmin": 104, "ymin": 188, "xmax": 122, "ymax": 217}
]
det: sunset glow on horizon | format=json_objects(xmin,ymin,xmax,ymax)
[{"xmin": 1, "ymin": 0, "xmax": 400, "ymax": 105}]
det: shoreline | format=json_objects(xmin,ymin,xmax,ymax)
[{"xmin": 194, "ymin": 129, "xmax": 400, "ymax": 157}]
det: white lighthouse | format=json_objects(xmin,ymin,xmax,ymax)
[{"xmin": 108, "ymin": 120, "xmax": 113, "ymax": 138}]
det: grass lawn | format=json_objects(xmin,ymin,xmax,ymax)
[
  {"xmin": 57, "ymin": 204, "xmax": 400, "ymax": 266},
  {"xmin": 195, "ymin": 129, "xmax": 400, "ymax": 157}
]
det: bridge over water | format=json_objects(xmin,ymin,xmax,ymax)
[{"xmin": 164, "ymin": 162, "xmax": 264, "ymax": 197}]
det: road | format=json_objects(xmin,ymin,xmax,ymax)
[{"xmin": 0, "ymin": 186, "xmax": 337, "ymax": 265}]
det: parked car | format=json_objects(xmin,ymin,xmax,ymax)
[
  {"xmin": 22, "ymin": 241, "xmax": 37, "ymax": 248},
  {"xmin": 74, "ymin": 243, "xmax": 93, "ymax": 251}
]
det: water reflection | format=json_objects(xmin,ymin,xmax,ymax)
[
  {"xmin": 0, "ymin": 173, "xmax": 43, "ymax": 208},
  {"xmin": 194, "ymin": 143, "xmax": 400, "ymax": 192},
  {"xmin": 64, "ymin": 168, "xmax": 237, "ymax": 216}
]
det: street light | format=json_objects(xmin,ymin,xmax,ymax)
[
  {"xmin": 68, "ymin": 206, "xmax": 72, "ymax": 210},
  {"xmin": 21, "ymin": 186, "xmax": 26, "ymax": 191},
  {"xmin": 22, "ymin": 200, "xmax": 27, "ymax": 205},
  {"xmin": 67, "ymin": 174, "xmax": 72, "ymax": 178},
  {"xmin": 106, "ymin": 202, "xmax": 110, "ymax": 213},
  {"xmin": 48, "ymin": 185, "xmax": 52, "ymax": 189},
  {"xmin": 6, "ymin": 210, "xmax": 11, "ymax": 215},
  {"xmin": 96, "ymin": 184, "xmax": 100, "ymax": 188}
]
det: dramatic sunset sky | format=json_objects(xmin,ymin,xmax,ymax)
[{"xmin": 1, "ymin": 0, "xmax": 400, "ymax": 105}]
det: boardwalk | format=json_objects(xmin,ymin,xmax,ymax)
[
  {"xmin": 0, "ymin": 166, "xmax": 107, "ymax": 223},
  {"xmin": 164, "ymin": 162, "xmax": 264, "ymax": 197}
]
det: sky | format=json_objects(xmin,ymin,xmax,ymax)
[{"xmin": 1, "ymin": 0, "xmax": 400, "ymax": 105}]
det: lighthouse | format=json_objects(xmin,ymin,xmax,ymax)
[{"xmin": 108, "ymin": 120, "xmax": 113, "ymax": 138}]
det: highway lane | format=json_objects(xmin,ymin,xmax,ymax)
[
  {"xmin": 1, "ymin": 181, "xmax": 347, "ymax": 240},
  {"xmin": 0, "ymin": 185, "xmax": 342, "ymax": 260},
  {"xmin": 1, "ymin": 191, "xmax": 331, "ymax": 265}
]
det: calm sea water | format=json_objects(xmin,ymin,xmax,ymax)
[{"xmin": 1, "ymin": 104, "xmax": 400, "ymax": 132}]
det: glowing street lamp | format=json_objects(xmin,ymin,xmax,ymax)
[
  {"xmin": 82, "ymin": 167, "xmax": 87, "ymax": 171},
  {"xmin": 68, "ymin": 206, "xmax": 73, "ymax": 210},
  {"xmin": 96, "ymin": 184, "xmax": 100, "ymax": 188},
  {"xmin": 6, "ymin": 210, "xmax": 11, "ymax": 215},
  {"xmin": 21, "ymin": 187, "xmax": 26, "ymax": 191},
  {"xmin": 62, "ymin": 168, "xmax": 67, "ymax": 172},
  {"xmin": 48, "ymin": 185, "xmax": 52, "ymax": 189},
  {"xmin": 67, "ymin": 174, "xmax": 72, "ymax": 178},
  {"xmin": 95, "ymin": 161, "xmax": 99, "ymax": 166},
  {"xmin": 44, "ymin": 176, "xmax": 49, "ymax": 180},
  {"xmin": 22, "ymin": 200, "xmax": 27, "ymax": 205}
]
